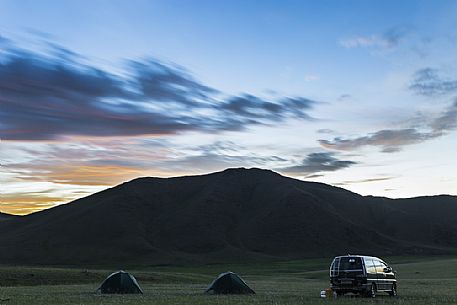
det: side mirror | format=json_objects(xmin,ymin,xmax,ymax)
[{"xmin": 383, "ymin": 267, "xmax": 392, "ymax": 273}]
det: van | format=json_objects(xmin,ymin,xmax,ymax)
[{"xmin": 329, "ymin": 255, "xmax": 397, "ymax": 297}]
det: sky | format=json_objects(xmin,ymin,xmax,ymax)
[{"xmin": 1, "ymin": 0, "xmax": 457, "ymax": 215}]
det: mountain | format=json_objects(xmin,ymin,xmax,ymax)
[
  {"xmin": 0, "ymin": 168, "xmax": 456, "ymax": 266},
  {"xmin": 0, "ymin": 212, "xmax": 16, "ymax": 221}
]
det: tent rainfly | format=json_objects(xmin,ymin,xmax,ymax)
[
  {"xmin": 97, "ymin": 270, "xmax": 143, "ymax": 294},
  {"xmin": 205, "ymin": 271, "xmax": 255, "ymax": 294}
]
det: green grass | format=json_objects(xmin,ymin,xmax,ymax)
[{"xmin": 1, "ymin": 256, "xmax": 457, "ymax": 304}]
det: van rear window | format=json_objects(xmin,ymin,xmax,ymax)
[{"xmin": 339, "ymin": 257, "xmax": 363, "ymax": 270}]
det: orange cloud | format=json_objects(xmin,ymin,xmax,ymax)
[
  {"xmin": 42, "ymin": 165, "xmax": 145, "ymax": 186},
  {"xmin": 13, "ymin": 164, "xmax": 146, "ymax": 186},
  {"xmin": 3, "ymin": 163, "xmax": 177, "ymax": 215},
  {"xmin": 0, "ymin": 194, "xmax": 64, "ymax": 215}
]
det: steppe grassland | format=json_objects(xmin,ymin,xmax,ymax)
[{"xmin": 1, "ymin": 256, "xmax": 457, "ymax": 305}]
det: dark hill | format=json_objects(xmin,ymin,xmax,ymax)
[
  {"xmin": 0, "ymin": 212, "xmax": 16, "ymax": 221},
  {"xmin": 0, "ymin": 168, "xmax": 456, "ymax": 266}
]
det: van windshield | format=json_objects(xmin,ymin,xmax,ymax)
[{"xmin": 339, "ymin": 257, "xmax": 363, "ymax": 271}]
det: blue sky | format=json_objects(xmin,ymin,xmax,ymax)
[{"xmin": 1, "ymin": 0, "xmax": 457, "ymax": 214}]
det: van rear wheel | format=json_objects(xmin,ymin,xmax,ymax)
[{"xmin": 366, "ymin": 284, "xmax": 376, "ymax": 298}]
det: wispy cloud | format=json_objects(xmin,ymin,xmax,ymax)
[
  {"xmin": 337, "ymin": 94, "xmax": 352, "ymax": 102},
  {"xmin": 340, "ymin": 27, "xmax": 408, "ymax": 50},
  {"xmin": 304, "ymin": 74, "xmax": 319, "ymax": 82},
  {"xmin": 316, "ymin": 129, "xmax": 335, "ymax": 134},
  {"xmin": 278, "ymin": 152, "xmax": 357, "ymax": 175},
  {"xmin": 319, "ymin": 129, "xmax": 432, "ymax": 153},
  {"xmin": 319, "ymin": 101, "xmax": 457, "ymax": 153},
  {"xmin": 2, "ymin": 139, "xmax": 287, "ymax": 190},
  {"xmin": 429, "ymin": 100, "xmax": 457, "ymax": 131},
  {"xmin": 0, "ymin": 38, "xmax": 318, "ymax": 141},
  {"xmin": 3, "ymin": 140, "xmax": 170, "ymax": 185},
  {"xmin": 333, "ymin": 176, "xmax": 396, "ymax": 186},
  {"xmin": 0, "ymin": 193, "xmax": 62, "ymax": 215},
  {"xmin": 221, "ymin": 95, "xmax": 315, "ymax": 121},
  {"xmin": 130, "ymin": 59, "xmax": 218, "ymax": 106},
  {"xmin": 409, "ymin": 67, "xmax": 457, "ymax": 96},
  {"xmin": 156, "ymin": 141, "xmax": 288, "ymax": 173}
]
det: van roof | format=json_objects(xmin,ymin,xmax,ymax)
[{"xmin": 333, "ymin": 254, "xmax": 383, "ymax": 261}]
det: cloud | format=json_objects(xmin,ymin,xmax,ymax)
[
  {"xmin": 0, "ymin": 193, "xmax": 62, "ymax": 215},
  {"xmin": 196, "ymin": 141, "xmax": 246, "ymax": 154},
  {"xmin": 304, "ymin": 74, "xmax": 319, "ymax": 82},
  {"xmin": 160, "ymin": 153, "xmax": 285, "ymax": 173},
  {"xmin": 316, "ymin": 128, "xmax": 335, "ymax": 134},
  {"xmin": 0, "ymin": 139, "xmax": 170, "ymax": 214},
  {"xmin": 333, "ymin": 176, "xmax": 396, "ymax": 186},
  {"xmin": 340, "ymin": 35, "xmax": 387, "ymax": 49},
  {"xmin": 130, "ymin": 60, "xmax": 218, "ymax": 106},
  {"xmin": 2, "ymin": 139, "xmax": 289, "ymax": 190},
  {"xmin": 221, "ymin": 95, "xmax": 316, "ymax": 121},
  {"xmin": 319, "ymin": 129, "xmax": 433, "ymax": 153},
  {"xmin": 303, "ymin": 174, "xmax": 324, "ymax": 179},
  {"xmin": 409, "ymin": 68, "xmax": 457, "ymax": 96},
  {"xmin": 8, "ymin": 161, "xmax": 146, "ymax": 186},
  {"xmin": 340, "ymin": 27, "xmax": 408, "ymax": 49},
  {"xmin": 158, "ymin": 141, "xmax": 288, "ymax": 173},
  {"xmin": 278, "ymin": 152, "xmax": 357, "ymax": 175},
  {"xmin": 1, "ymin": 139, "xmax": 170, "ymax": 188},
  {"xmin": 319, "ymin": 102, "xmax": 457, "ymax": 153},
  {"xmin": 0, "ymin": 39, "xmax": 317, "ymax": 141},
  {"xmin": 0, "ymin": 48, "xmax": 187, "ymax": 140},
  {"xmin": 337, "ymin": 94, "xmax": 351, "ymax": 102},
  {"xmin": 429, "ymin": 100, "xmax": 457, "ymax": 132},
  {"xmin": 0, "ymin": 34, "xmax": 11, "ymax": 45}
]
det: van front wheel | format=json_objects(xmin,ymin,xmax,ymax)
[{"xmin": 388, "ymin": 283, "xmax": 397, "ymax": 297}]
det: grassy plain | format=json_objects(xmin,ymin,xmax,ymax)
[{"xmin": 1, "ymin": 256, "xmax": 457, "ymax": 305}]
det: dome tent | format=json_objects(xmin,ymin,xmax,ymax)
[
  {"xmin": 205, "ymin": 271, "xmax": 255, "ymax": 294},
  {"xmin": 97, "ymin": 270, "xmax": 143, "ymax": 294}
]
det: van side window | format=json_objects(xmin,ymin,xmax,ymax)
[
  {"xmin": 373, "ymin": 259, "xmax": 384, "ymax": 273},
  {"xmin": 365, "ymin": 258, "xmax": 376, "ymax": 275},
  {"xmin": 380, "ymin": 261, "xmax": 389, "ymax": 271}
]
